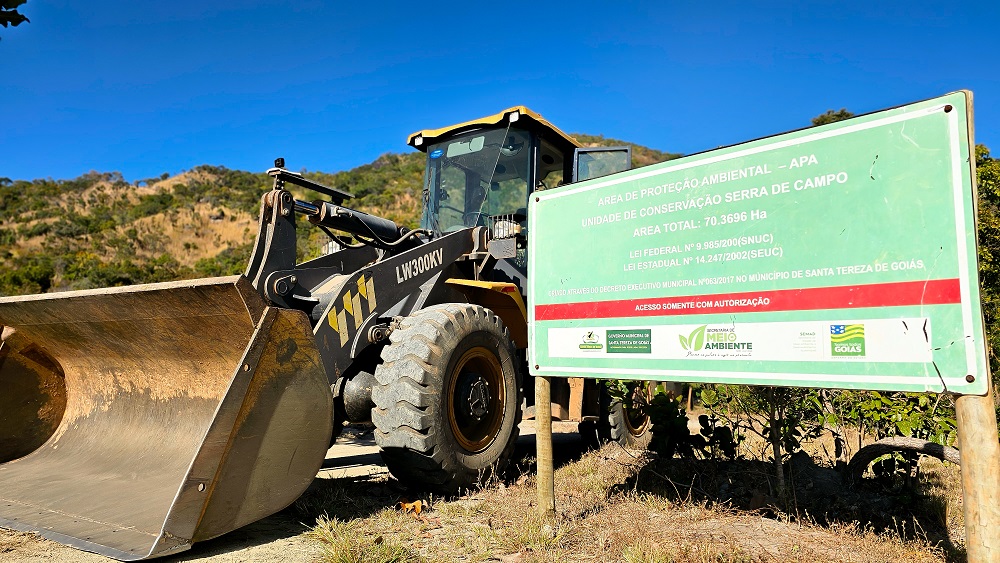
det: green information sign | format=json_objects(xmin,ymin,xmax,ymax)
[{"xmin": 528, "ymin": 91, "xmax": 988, "ymax": 394}]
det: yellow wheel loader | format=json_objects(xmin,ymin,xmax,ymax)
[{"xmin": 0, "ymin": 107, "xmax": 653, "ymax": 559}]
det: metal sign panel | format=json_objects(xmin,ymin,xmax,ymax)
[{"xmin": 528, "ymin": 91, "xmax": 988, "ymax": 394}]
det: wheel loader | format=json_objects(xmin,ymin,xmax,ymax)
[{"xmin": 0, "ymin": 106, "xmax": 655, "ymax": 560}]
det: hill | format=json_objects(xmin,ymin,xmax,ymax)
[{"xmin": 0, "ymin": 137, "xmax": 680, "ymax": 296}]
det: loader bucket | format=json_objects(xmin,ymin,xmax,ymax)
[{"xmin": 0, "ymin": 276, "xmax": 333, "ymax": 560}]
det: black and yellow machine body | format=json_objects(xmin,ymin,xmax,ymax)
[{"xmin": 0, "ymin": 107, "xmax": 641, "ymax": 559}]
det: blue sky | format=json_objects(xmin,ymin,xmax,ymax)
[{"xmin": 2, "ymin": 1, "xmax": 998, "ymax": 181}]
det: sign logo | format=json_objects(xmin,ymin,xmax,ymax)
[
  {"xmin": 680, "ymin": 325, "xmax": 753, "ymax": 357},
  {"xmin": 679, "ymin": 325, "xmax": 707, "ymax": 352},
  {"xmin": 607, "ymin": 329, "xmax": 652, "ymax": 354},
  {"xmin": 830, "ymin": 324, "xmax": 865, "ymax": 357},
  {"xmin": 579, "ymin": 331, "xmax": 603, "ymax": 350}
]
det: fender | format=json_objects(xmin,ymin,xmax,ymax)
[{"xmin": 445, "ymin": 278, "xmax": 527, "ymax": 348}]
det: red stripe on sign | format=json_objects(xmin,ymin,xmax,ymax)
[{"xmin": 534, "ymin": 279, "xmax": 962, "ymax": 321}]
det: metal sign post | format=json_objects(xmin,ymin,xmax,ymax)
[{"xmin": 529, "ymin": 91, "xmax": 1000, "ymax": 559}]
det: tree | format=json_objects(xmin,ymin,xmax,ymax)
[
  {"xmin": 811, "ymin": 108, "xmax": 854, "ymax": 126},
  {"xmin": 1, "ymin": 0, "xmax": 29, "ymax": 40},
  {"xmin": 974, "ymin": 145, "xmax": 1000, "ymax": 374}
]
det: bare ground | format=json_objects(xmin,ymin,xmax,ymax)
[{"xmin": 0, "ymin": 423, "xmax": 959, "ymax": 562}]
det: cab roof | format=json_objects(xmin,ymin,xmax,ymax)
[{"xmin": 407, "ymin": 106, "xmax": 580, "ymax": 156}]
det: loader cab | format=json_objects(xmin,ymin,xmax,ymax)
[{"xmin": 408, "ymin": 107, "xmax": 581, "ymax": 236}]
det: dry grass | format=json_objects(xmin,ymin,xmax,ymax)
[
  {"xmin": 8, "ymin": 172, "xmax": 257, "ymax": 267},
  {"xmin": 299, "ymin": 444, "xmax": 952, "ymax": 563},
  {"xmin": 309, "ymin": 516, "xmax": 421, "ymax": 563},
  {"xmin": 0, "ymin": 425, "xmax": 961, "ymax": 562},
  {"xmin": 126, "ymin": 203, "xmax": 254, "ymax": 266}
]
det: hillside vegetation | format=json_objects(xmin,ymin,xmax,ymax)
[
  {"xmin": 0, "ymin": 136, "xmax": 676, "ymax": 296},
  {"xmin": 0, "ymin": 156, "xmax": 432, "ymax": 295}
]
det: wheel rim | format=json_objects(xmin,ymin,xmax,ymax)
[
  {"xmin": 447, "ymin": 346, "xmax": 506, "ymax": 453},
  {"xmin": 623, "ymin": 382, "xmax": 652, "ymax": 437}
]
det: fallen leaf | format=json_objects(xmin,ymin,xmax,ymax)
[{"xmin": 398, "ymin": 499, "xmax": 423, "ymax": 515}]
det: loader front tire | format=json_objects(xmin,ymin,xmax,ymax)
[{"xmin": 372, "ymin": 304, "xmax": 522, "ymax": 492}]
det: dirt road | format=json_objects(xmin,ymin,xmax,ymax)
[{"xmin": 0, "ymin": 422, "xmax": 586, "ymax": 562}]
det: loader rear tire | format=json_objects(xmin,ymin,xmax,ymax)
[
  {"xmin": 598, "ymin": 381, "xmax": 654, "ymax": 450},
  {"xmin": 372, "ymin": 304, "xmax": 522, "ymax": 492}
]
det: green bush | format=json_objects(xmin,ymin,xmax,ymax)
[
  {"xmin": 647, "ymin": 393, "xmax": 738, "ymax": 460},
  {"xmin": 127, "ymin": 193, "xmax": 176, "ymax": 221},
  {"xmin": 194, "ymin": 243, "xmax": 254, "ymax": 277},
  {"xmin": 0, "ymin": 255, "xmax": 55, "ymax": 296},
  {"xmin": 20, "ymin": 222, "xmax": 51, "ymax": 238}
]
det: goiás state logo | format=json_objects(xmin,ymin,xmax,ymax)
[{"xmin": 830, "ymin": 324, "xmax": 865, "ymax": 357}]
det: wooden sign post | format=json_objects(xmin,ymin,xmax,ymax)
[
  {"xmin": 956, "ymin": 390, "xmax": 1000, "ymax": 560},
  {"xmin": 535, "ymin": 376, "xmax": 555, "ymax": 521}
]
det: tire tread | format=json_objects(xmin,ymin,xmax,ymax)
[{"xmin": 372, "ymin": 303, "xmax": 522, "ymax": 491}]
